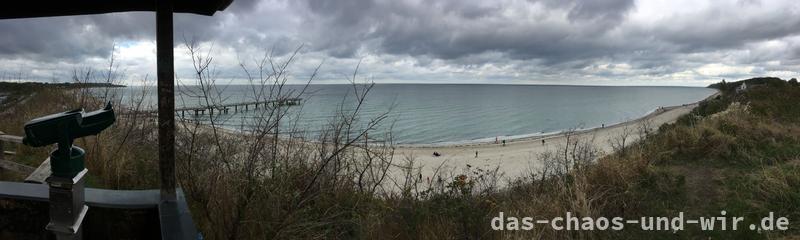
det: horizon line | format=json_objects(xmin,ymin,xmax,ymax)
[{"xmin": 0, "ymin": 80, "xmax": 715, "ymax": 88}]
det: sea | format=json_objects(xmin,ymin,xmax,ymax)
[{"xmin": 116, "ymin": 84, "xmax": 716, "ymax": 145}]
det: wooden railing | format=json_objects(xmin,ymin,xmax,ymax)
[
  {"xmin": 0, "ymin": 130, "xmax": 22, "ymax": 159},
  {"xmin": 0, "ymin": 131, "xmax": 50, "ymax": 183},
  {"xmin": 0, "ymin": 130, "xmax": 198, "ymax": 238},
  {"xmin": 0, "ymin": 132, "xmax": 200, "ymax": 239}
]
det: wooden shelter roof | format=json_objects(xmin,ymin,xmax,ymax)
[{"xmin": 0, "ymin": 0, "xmax": 233, "ymax": 19}]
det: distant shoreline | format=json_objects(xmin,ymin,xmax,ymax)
[
  {"xmin": 393, "ymin": 90, "xmax": 720, "ymax": 180},
  {"xmin": 114, "ymin": 83, "xmax": 717, "ymax": 147},
  {"xmin": 120, "ymin": 82, "xmax": 711, "ymax": 88},
  {"xmin": 0, "ymin": 81, "xmax": 125, "ymax": 89},
  {"xmin": 397, "ymin": 90, "xmax": 720, "ymax": 148}
]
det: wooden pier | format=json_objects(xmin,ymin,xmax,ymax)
[
  {"xmin": 132, "ymin": 98, "xmax": 302, "ymax": 117},
  {"xmin": 0, "ymin": 131, "xmax": 49, "ymax": 183}
]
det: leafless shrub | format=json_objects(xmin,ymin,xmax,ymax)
[
  {"xmin": 636, "ymin": 118, "xmax": 653, "ymax": 142},
  {"xmin": 172, "ymin": 40, "xmax": 397, "ymax": 239},
  {"xmin": 538, "ymin": 127, "xmax": 602, "ymax": 178},
  {"xmin": 608, "ymin": 121, "xmax": 634, "ymax": 156},
  {"xmin": 66, "ymin": 44, "xmax": 160, "ymax": 189}
]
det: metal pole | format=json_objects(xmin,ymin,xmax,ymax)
[
  {"xmin": 156, "ymin": 0, "xmax": 176, "ymax": 202},
  {"xmin": 46, "ymin": 168, "xmax": 88, "ymax": 240}
]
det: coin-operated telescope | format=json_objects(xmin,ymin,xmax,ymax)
[{"xmin": 22, "ymin": 102, "xmax": 115, "ymax": 240}]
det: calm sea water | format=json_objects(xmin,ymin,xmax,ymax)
[{"xmin": 118, "ymin": 84, "xmax": 716, "ymax": 145}]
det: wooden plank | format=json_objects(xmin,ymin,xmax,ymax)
[
  {"xmin": 24, "ymin": 157, "xmax": 51, "ymax": 184},
  {"xmin": 0, "ymin": 131, "xmax": 22, "ymax": 161},
  {"xmin": 0, "ymin": 181, "xmax": 199, "ymax": 238},
  {"xmin": 0, "ymin": 181, "xmax": 162, "ymax": 209},
  {"xmin": 0, "ymin": 180, "xmax": 47, "ymax": 202},
  {"xmin": 0, "ymin": 133, "xmax": 23, "ymax": 143},
  {"xmin": 159, "ymin": 189, "xmax": 200, "ymax": 240},
  {"xmin": 0, "ymin": 159, "xmax": 35, "ymax": 175},
  {"xmin": 0, "ymin": 0, "xmax": 233, "ymax": 19}
]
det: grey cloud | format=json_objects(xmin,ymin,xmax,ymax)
[
  {"xmin": 0, "ymin": 2, "xmax": 265, "ymax": 63},
  {"xmin": 0, "ymin": 0, "xmax": 798, "ymax": 85},
  {"xmin": 0, "ymin": 17, "xmax": 116, "ymax": 61},
  {"xmin": 292, "ymin": 0, "xmax": 640, "ymax": 62},
  {"xmin": 565, "ymin": 0, "xmax": 636, "ymax": 28},
  {"xmin": 652, "ymin": 8, "xmax": 800, "ymax": 53}
]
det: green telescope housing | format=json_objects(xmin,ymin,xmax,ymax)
[{"xmin": 22, "ymin": 102, "xmax": 116, "ymax": 178}]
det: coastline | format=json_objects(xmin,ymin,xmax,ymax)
[
  {"xmin": 397, "ymin": 91, "xmax": 720, "ymax": 148},
  {"xmin": 392, "ymin": 91, "xmax": 720, "ymax": 181},
  {"xmin": 162, "ymin": 89, "xmax": 720, "ymax": 183}
]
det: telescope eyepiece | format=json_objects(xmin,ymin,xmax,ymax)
[{"xmin": 22, "ymin": 102, "xmax": 116, "ymax": 147}]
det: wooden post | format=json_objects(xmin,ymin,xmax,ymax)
[
  {"xmin": 157, "ymin": 0, "xmax": 176, "ymax": 202},
  {"xmin": 0, "ymin": 131, "xmax": 5, "ymax": 161}
]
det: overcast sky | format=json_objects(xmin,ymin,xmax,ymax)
[{"xmin": 0, "ymin": 0, "xmax": 798, "ymax": 86}]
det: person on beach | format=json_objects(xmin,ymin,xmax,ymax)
[
  {"xmin": 495, "ymin": 136, "xmax": 498, "ymax": 144},
  {"xmin": 475, "ymin": 150, "xmax": 478, "ymax": 158},
  {"xmin": 602, "ymin": 123, "xmax": 605, "ymax": 128},
  {"xmin": 502, "ymin": 139, "xmax": 506, "ymax": 146},
  {"xmin": 542, "ymin": 139, "xmax": 545, "ymax": 145}
]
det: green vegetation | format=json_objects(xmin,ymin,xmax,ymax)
[
  {"xmin": 3, "ymin": 76, "xmax": 800, "ymax": 239},
  {"xmin": 0, "ymin": 84, "xmax": 158, "ymax": 187},
  {"xmin": 592, "ymin": 77, "xmax": 800, "ymax": 238},
  {"xmin": 0, "ymin": 81, "xmax": 124, "ymax": 90},
  {"xmin": 0, "ymin": 81, "xmax": 124, "ymax": 108}
]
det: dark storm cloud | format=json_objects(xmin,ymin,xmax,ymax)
[
  {"xmin": 289, "ymin": 0, "xmax": 800, "ymax": 72},
  {"xmin": 292, "ymin": 0, "xmax": 639, "ymax": 61},
  {"xmin": 641, "ymin": 7, "xmax": 800, "ymax": 53},
  {"xmin": 532, "ymin": 0, "xmax": 636, "ymax": 27},
  {"xmin": 0, "ymin": 16, "xmax": 118, "ymax": 61},
  {"xmin": 0, "ymin": 0, "xmax": 797, "ymax": 84},
  {"xmin": 0, "ymin": 13, "xmax": 155, "ymax": 62}
]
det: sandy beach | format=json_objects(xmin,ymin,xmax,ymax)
[{"xmin": 394, "ymin": 92, "xmax": 718, "ymax": 181}]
